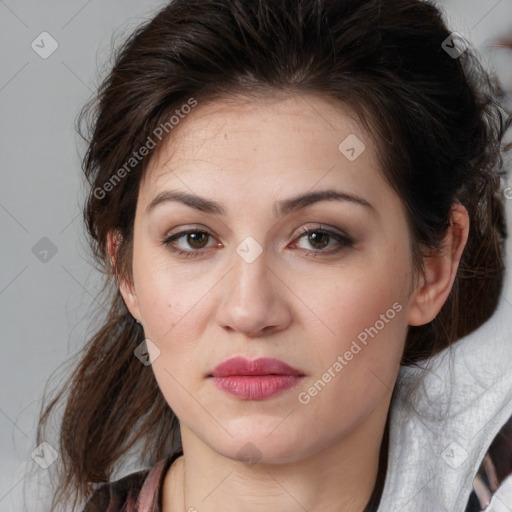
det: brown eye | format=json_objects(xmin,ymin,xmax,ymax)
[
  {"xmin": 161, "ymin": 225, "xmax": 353, "ymax": 259},
  {"xmin": 186, "ymin": 232, "xmax": 210, "ymax": 249},
  {"xmin": 161, "ymin": 229, "xmax": 218, "ymax": 258},
  {"xmin": 292, "ymin": 226, "xmax": 354, "ymax": 255},
  {"xmin": 305, "ymin": 231, "xmax": 331, "ymax": 250}
]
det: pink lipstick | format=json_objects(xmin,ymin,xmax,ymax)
[{"xmin": 209, "ymin": 356, "xmax": 305, "ymax": 400}]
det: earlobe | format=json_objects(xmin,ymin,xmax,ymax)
[
  {"xmin": 106, "ymin": 230, "xmax": 141, "ymax": 322},
  {"xmin": 119, "ymin": 278, "xmax": 141, "ymax": 322},
  {"xmin": 407, "ymin": 203, "xmax": 469, "ymax": 326}
]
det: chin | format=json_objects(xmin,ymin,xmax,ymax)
[{"xmin": 212, "ymin": 428, "xmax": 305, "ymax": 466}]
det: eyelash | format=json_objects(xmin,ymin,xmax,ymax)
[{"xmin": 160, "ymin": 225, "xmax": 354, "ymax": 259}]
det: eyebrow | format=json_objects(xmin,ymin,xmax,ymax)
[{"xmin": 146, "ymin": 189, "xmax": 375, "ymax": 217}]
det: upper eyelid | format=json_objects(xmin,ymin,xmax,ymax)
[
  {"xmin": 164, "ymin": 225, "xmax": 352, "ymax": 247},
  {"xmin": 294, "ymin": 224, "xmax": 351, "ymax": 239},
  {"xmin": 165, "ymin": 224, "xmax": 348, "ymax": 238}
]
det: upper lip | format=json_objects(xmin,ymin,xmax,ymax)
[{"xmin": 209, "ymin": 356, "xmax": 305, "ymax": 377}]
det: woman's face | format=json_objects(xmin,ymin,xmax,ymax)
[{"xmin": 122, "ymin": 93, "xmax": 419, "ymax": 463}]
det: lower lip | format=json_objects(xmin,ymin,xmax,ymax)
[{"xmin": 211, "ymin": 375, "xmax": 303, "ymax": 400}]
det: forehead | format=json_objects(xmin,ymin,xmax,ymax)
[
  {"xmin": 143, "ymin": 92, "xmax": 377, "ymax": 184},
  {"xmin": 136, "ymin": 93, "xmax": 393, "ymax": 222}
]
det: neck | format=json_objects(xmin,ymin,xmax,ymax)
[{"xmin": 163, "ymin": 400, "xmax": 390, "ymax": 512}]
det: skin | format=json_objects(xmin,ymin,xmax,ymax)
[{"xmin": 113, "ymin": 93, "xmax": 469, "ymax": 511}]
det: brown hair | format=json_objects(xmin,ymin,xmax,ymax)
[{"xmin": 35, "ymin": 0, "xmax": 511, "ymax": 510}]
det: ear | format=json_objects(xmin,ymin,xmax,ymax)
[
  {"xmin": 107, "ymin": 230, "xmax": 141, "ymax": 322},
  {"xmin": 407, "ymin": 203, "xmax": 469, "ymax": 326}
]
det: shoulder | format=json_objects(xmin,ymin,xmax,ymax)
[
  {"xmin": 82, "ymin": 450, "xmax": 183, "ymax": 512},
  {"xmin": 464, "ymin": 413, "xmax": 512, "ymax": 511},
  {"xmin": 82, "ymin": 469, "xmax": 148, "ymax": 512}
]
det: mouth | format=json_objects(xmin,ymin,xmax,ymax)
[{"xmin": 208, "ymin": 356, "xmax": 305, "ymax": 400}]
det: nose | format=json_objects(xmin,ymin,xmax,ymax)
[{"xmin": 214, "ymin": 242, "xmax": 292, "ymax": 338}]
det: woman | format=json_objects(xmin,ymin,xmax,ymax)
[{"xmin": 36, "ymin": 0, "xmax": 512, "ymax": 510}]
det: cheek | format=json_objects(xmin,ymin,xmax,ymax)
[
  {"xmin": 302, "ymin": 245, "xmax": 410, "ymax": 350},
  {"xmin": 295, "ymin": 250, "xmax": 409, "ymax": 409},
  {"xmin": 132, "ymin": 244, "xmax": 202, "ymax": 339},
  {"xmin": 301, "ymin": 277, "xmax": 407, "ymax": 393},
  {"xmin": 293, "ymin": 299, "xmax": 406, "ymax": 453}
]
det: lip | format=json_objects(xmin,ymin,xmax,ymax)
[
  {"xmin": 209, "ymin": 357, "xmax": 305, "ymax": 400},
  {"xmin": 210, "ymin": 356, "xmax": 304, "ymax": 377}
]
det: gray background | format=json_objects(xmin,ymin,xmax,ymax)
[{"xmin": 1, "ymin": 1, "xmax": 511, "ymax": 511}]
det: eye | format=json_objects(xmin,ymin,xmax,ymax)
[
  {"xmin": 161, "ymin": 224, "xmax": 353, "ymax": 259},
  {"xmin": 291, "ymin": 225, "xmax": 353, "ymax": 255},
  {"xmin": 161, "ymin": 229, "xmax": 219, "ymax": 258}
]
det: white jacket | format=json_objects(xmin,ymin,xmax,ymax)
[{"xmin": 378, "ymin": 295, "xmax": 512, "ymax": 511}]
